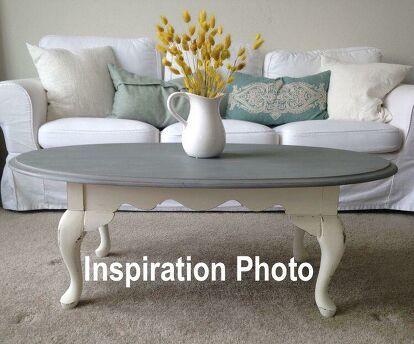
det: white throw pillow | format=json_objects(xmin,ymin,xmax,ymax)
[
  {"xmin": 321, "ymin": 56, "xmax": 411, "ymax": 122},
  {"xmin": 27, "ymin": 44, "xmax": 117, "ymax": 121}
]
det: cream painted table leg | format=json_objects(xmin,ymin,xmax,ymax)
[
  {"xmin": 95, "ymin": 225, "xmax": 111, "ymax": 258},
  {"xmin": 316, "ymin": 215, "xmax": 346, "ymax": 317},
  {"xmin": 59, "ymin": 183, "xmax": 115, "ymax": 309},
  {"xmin": 58, "ymin": 210, "xmax": 86, "ymax": 309},
  {"xmin": 293, "ymin": 228, "xmax": 309, "ymax": 262},
  {"xmin": 287, "ymin": 186, "xmax": 345, "ymax": 317},
  {"xmin": 291, "ymin": 214, "xmax": 345, "ymax": 317}
]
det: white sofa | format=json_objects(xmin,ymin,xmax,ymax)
[{"xmin": 1, "ymin": 36, "xmax": 414, "ymax": 212}]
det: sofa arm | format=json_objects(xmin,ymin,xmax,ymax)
[
  {"xmin": 385, "ymin": 84, "xmax": 414, "ymax": 140},
  {"xmin": 0, "ymin": 78, "xmax": 47, "ymax": 153}
]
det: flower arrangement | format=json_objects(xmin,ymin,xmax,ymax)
[{"xmin": 156, "ymin": 10, "xmax": 264, "ymax": 98}]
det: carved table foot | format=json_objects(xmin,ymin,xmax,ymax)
[
  {"xmin": 293, "ymin": 227, "xmax": 310, "ymax": 262},
  {"xmin": 58, "ymin": 210, "xmax": 86, "ymax": 309},
  {"xmin": 95, "ymin": 224, "xmax": 111, "ymax": 258},
  {"xmin": 289, "ymin": 212, "xmax": 345, "ymax": 317},
  {"xmin": 315, "ymin": 215, "xmax": 346, "ymax": 317}
]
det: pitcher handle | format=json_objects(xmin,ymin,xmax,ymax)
[{"xmin": 167, "ymin": 92, "xmax": 188, "ymax": 126}]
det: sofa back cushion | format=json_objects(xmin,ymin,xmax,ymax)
[
  {"xmin": 39, "ymin": 35, "xmax": 162, "ymax": 79},
  {"xmin": 28, "ymin": 44, "xmax": 117, "ymax": 121},
  {"xmin": 108, "ymin": 64, "xmax": 189, "ymax": 129},
  {"xmin": 264, "ymin": 47, "xmax": 382, "ymax": 78},
  {"xmin": 225, "ymin": 71, "xmax": 330, "ymax": 126}
]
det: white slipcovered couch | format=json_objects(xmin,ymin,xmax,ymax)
[{"xmin": 1, "ymin": 36, "xmax": 413, "ymax": 212}]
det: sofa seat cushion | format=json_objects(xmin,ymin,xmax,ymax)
[
  {"xmin": 274, "ymin": 120, "xmax": 402, "ymax": 153},
  {"xmin": 161, "ymin": 119, "xmax": 278, "ymax": 144},
  {"xmin": 38, "ymin": 117, "xmax": 159, "ymax": 148}
]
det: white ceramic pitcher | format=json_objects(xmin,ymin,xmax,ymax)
[{"xmin": 167, "ymin": 92, "xmax": 226, "ymax": 158}]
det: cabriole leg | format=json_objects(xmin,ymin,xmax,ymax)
[
  {"xmin": 58, "ymin": 210, "xmax": 86, "ymax": 309},
  {"xmin": 95, "ymin": 224, "xmax": 111, "ymax": 258},
  {"xmin": 315, "ymin": 215, "xmax": 346, "ymax": 317},
  {"xmin": 293, "ymin": 227, "xmax": 309, "ymax": 262}
]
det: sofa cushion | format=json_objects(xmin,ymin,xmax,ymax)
[
  {"xmin": 39, "ymin": 35, "xmax": 162, "ymax": 79},
  {"xmin": 264, "ymin": 47, "xmax": 382, "ymax": 79},
  {"xmin": 225, "ymin": 71, "xmax": 329, "ymax": 126},
  {"xmin": 38, "ymin": 117, "xmax": 159, "ymax": 148},
  {"xmin": 321, "ymin": 57, "xmax": 411, "ymax": 123},
  {"xmin": 274, "ymin": 120, "xmax": 402, "ymax": 153},
  {"xmin": 161, "ymin": 119, "xmax": 278, "ymax": 144},
  {"xmin": 27, "ymin": 44, "xmax": 117, "ymax": 121},
  {"xmin": 108, "ymin": 64, "xmax": 189, "ymax": 129}
]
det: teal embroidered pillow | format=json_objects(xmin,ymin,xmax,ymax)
[
  {"xmin": 108, "ymin": 64, "xmax": 189, "ymax": 129},
  {"xmin": 225, "ymin": 71, "xmax": 330, "ymax": 126}
]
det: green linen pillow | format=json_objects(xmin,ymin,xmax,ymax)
[
  {"xmin": 108, "ymin": 64, "xmax": 189, "ymax": 129},
  {"xmin": 225, "ymin": 71, "xmax": 330, "ymax": 126}
]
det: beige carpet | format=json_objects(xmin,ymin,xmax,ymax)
[{"xmin": 0, "ymin": 209, "xmax": 413, "ymax": 344}]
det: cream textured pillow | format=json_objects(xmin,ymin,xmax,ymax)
[
  {"xmin": 321, "ymin": 56, "xmax": 411, "ymax": 122},
  {"xmin": 27, "ymin": 44, "xmax": 116, "ymax": 121}
]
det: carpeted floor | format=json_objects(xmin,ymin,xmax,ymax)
[{"xmin": 0, "ymin": 209, "xmax": 413, "ymax": 344}]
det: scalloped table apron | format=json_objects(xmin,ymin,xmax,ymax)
[{"xmin": 10, "ymin": 143, "xmax": 397, "ymax": 317}]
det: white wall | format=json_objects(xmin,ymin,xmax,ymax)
[{"xmin": 1, "ymin": 0, "xmax": 414, "ymax": 82}]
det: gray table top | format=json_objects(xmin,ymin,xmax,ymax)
[{"xmin": 9, "ymin": 143, "xmax": 397, "ymax": 188}]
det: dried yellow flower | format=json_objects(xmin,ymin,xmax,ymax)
[
  {"xmin": 168, "ymin": 46, "xmax": 179, "ymax": 55},
  {"xmin": 162, "ymin": 57, "xmax": 172, "ymax": 67},
  {"xmin": 237, "ymin": 63, "xmax": 246, "ymax": 70},
  {"xmin": 184, "ymin": 65, "xmax": 192, "ymax": 75},
  {"xmin": 209, "ymin": 16, "xmax": 216, "ymax": 29},
  {"xmin": 155, "ymin": 10, "xmax": 264, "ymax": 97},
  {"xmin": 158, "ymin": 34, "xmax": 169, "ymax": 45},
  {"xmin": 202, "ymin": 21, "xmax": 209, "ymax": 32},
  {"xmin": 199, "ymin": 10, "xmax": 207, "ymax": 24},
  {"xmin": 198, "ymin": 31, "xmax": 205, "ymax": 44},
  {"xmin": 183, "ymin": 10, "xmax": 191, "ymax": 23},
  {"xmin": 189, "ymin": 25, "xmax": 196, "ymax": 36},
  {"xmin": 169, "ymin": 67, "xmax": 180, "ymax": 75},
  {"xmin": 156, "ymin": 44, "xmax": 167, "ymax": 54},
  {"xmin": 221, "ymin": 49, "xmax": 230, "ymax": 60},
  {"xmin": 166, "ymin": 33, "xmax": 174, "ymax": 42},
  {"xmin": 175, "ymin": 58, "xmax": 184, "ymax": 68},
  {"xmin": 161, "ymin": 16, "xmax": 168, "ymax": 25},
  {"xmin": 252, "ymin": 38, "xmax": 264, "ymax": 50},
  {"xmin": 224, "ymin": 35, "xmax": 231, "ymax": 49}
]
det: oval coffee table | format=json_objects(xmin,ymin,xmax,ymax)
[{"xmin": 10, "ymin": 143, "xmax": 397, "ymax": 317}]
